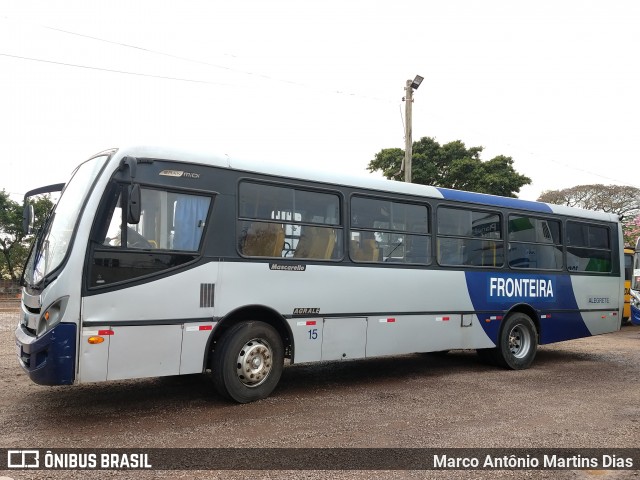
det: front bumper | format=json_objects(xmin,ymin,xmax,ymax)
[{"xmin": 15, "ymin": 323, "xmax": 76, "ymax": 385}]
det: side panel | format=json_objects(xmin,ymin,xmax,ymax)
[
  {"xmin": 79, "ymin": 327, "xmax": 110, "ymax": 382},
  {"xmin": 219, "ymin": 263, "xmax": 496, "ymax": 363},
  {"xmin": 571, "ymin": 276, "xmax": 622, "ymax": 334},
  {"xmin": 180, "ymin": 322, "xmax": 216, "ymax": 374},
  {"xmin": 107, "ymin": 325, "xmax": 182, "ymax": 380},
  {"xmin": 366, "ymin": 314, "xmax": 477, "ymax": 357},
  {"xmin": 321, "ymin": 317, "xmax": 366, "ymax": 361},
  {"xmin": 78, "ymin": 263, "xmax": 218, "ymax": 383},
  {"xmin": 83, "ymin": 264, "xmax": 218, "ymax": 324},
  {"xmin": 289, "ymin": 318, "xmax": 323, "ymax": 363},
  {"xmin": 466, "ymin": 271, "xmax": 621, "ymax": 344}
]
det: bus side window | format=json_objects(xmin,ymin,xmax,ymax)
[
  {"xmin": 566, "ymin": 221, "xmax": 612, "ymax": 273},
  {"xmin": 94, "ymin": 186, "xmax": 211, "ymax": 252},
  {"xmin": 88, "ymin": 187, "xmax": 212, "ymax": 288},
  {"xmin": 508, "ymin": 216, "xmax": 562, "ymax": 270},
  {"xmin": 350, "ymin": 196, "xmax": 429, "ymax": 264},
  {"xmin": 437, "ymin": 206, "xmax": 502, "ymax": 267},
  {"xmin": 238, "ymin": 181, "xmax": 342, "ymax": 260}
]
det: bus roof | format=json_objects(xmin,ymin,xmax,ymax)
[{"xmin": 113, "ymin": 145, "xmax": 619, "ymax": 224}]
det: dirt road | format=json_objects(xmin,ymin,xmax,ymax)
[{"xmin": 1, "ymin": 301, "xmax": 639, "ymax": 479}]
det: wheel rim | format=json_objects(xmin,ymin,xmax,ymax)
[
  {"xmin": 236, "ymin": 338, "xmax": 273, "ymax": 387},
  {"xmin": 508, "ymin": 324, "xmax": 532, "ymax": 359}
]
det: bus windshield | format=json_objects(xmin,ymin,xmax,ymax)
[{"xmin": 23, "ymin": 154, "xmax": 109, "ymax": 288}]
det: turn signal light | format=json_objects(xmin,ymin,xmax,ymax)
[{"xmin": 88, "ymin": 336, "xmax": 105, "ymax": 344}]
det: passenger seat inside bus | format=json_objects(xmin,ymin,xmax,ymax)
[
  {"xmin": 350, "ymin": 239, "xmax": 379, "ymax": 262},
  {"xmin": 242, "ymin": 222, "xmax": 285, "ymax": 257},
  {"xmin": 294, "ymin": 226, "xmax": 336, "ymax": 259}
]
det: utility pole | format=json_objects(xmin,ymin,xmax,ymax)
[{"xmin": 403, "ymin": 75, "xmax": 423, "ymax": 183}]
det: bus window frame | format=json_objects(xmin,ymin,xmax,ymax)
[
  {"xmin": 435, "ymin": 204, "xmax": 505, "ymax": 268},
  {"xmin": 348, "ymin": 193, "xmax": 431, "ymax": 265},
  {"xmin": 86, "ymin": 180, "xmax": 214, "ymax": 291},
  {"xmin": 564, "ymin": 220, "xmax": 614, "ymax": 274},
  {"xmin": 507, "ymin": 214, "xmax": 564, "ymax": 271},
  {"xmin": 236, "ymin": 178, "xmax": 345, "ymax": 261}
]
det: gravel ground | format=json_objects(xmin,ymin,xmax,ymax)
[{"xmin": 1, "ymin": 300, "xmax": 639, "ymax": 479}]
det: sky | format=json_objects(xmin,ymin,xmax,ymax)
[{"xmin": 1, "ymin": 0, "xmax": 639, "ymax": 203}]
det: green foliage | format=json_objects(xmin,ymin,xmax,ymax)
[
  {"xmin": 368, "ymin": 137, "xmax": 531, "ymax": 197},
  {"xmin": 0, "ymin": 190, "xmax": 54, "ymax": 280}
]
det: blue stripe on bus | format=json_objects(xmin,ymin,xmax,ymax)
[
  {"xmin": 436, "ymin": 188, "xmax": 553, "ymax": 213},
  {"xmin": 464, "ymin": 271, "xmax": 591, "ymax": 344}
]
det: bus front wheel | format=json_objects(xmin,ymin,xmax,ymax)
[{"xmin": 212, "ymin": 321, "xmax": 284, "ymax": 403}]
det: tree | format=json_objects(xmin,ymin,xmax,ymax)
[
  {"xmin": 537, "ymin": 184, "xmax": 640, "ymax": 247},
  {"xmin": 537, "ymin": 184, "xmax": 640, "ymax": 221},
  {"xmin": 622, "ymin": 214, "xmax": 640, "ymax": 248},
  {"xmin": 0, "ymin": 190, "xmax": 53, "ymax": 281},
  {"xmin": 367, "ymin": 137, "xmax": 531, "ymax": 197}
]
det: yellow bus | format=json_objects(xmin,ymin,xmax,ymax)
[{"xmin": 624, "ymin": 247, "xmax": 634, "ymax": 322}]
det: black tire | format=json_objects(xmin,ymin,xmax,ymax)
[
  {"xmin": 495, "ymin": 312, "xmax": 538, "ymax": 369},
  {"xmin": 212, "ymin": 321, "xmax": 284, "ymax": 403},
  {"xmin": 477, "ymin": 312, "xmax": 538, "ymax": 370}
]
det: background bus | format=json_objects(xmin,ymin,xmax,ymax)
[
  {"xmin": 624, "ymin": 247, "xmax": 634, "ymax": 323},
  {"xmin": 15, "ymin": 146, "xmax": 625, "ymax": 403},
  {"xmin": 631, "ymin": 238, "xmax": 640, "ymax": 325}
]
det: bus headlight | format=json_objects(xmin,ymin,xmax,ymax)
[{"xmin": 37, "ymin": 297, "xmax": 70, "ymax": 336}]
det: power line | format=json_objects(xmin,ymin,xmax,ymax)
[
  {"xmin": 426, "ymin": 110, "xmax": 640, "ymax": 189},
  {"xmin": 7, "ymin": 19, "xmax": 632, "ymax": 188},
  {"xmin": 0, "ymin": 53, "xmax": 237, "ymax": 86},
  {"xmin": 544, "ymin": 157, "xmax": 640, "ymax": 188},
  {"xmin": 0, "ymin": 15, "xmax": 396, "ymax": 104},
  {"xmin": 39, "ymin": 22, "xmax": 240, "ymax": 64}
]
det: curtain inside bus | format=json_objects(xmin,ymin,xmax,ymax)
[{"xmin": 173, "ymin": 195, "xmax": 210, "ymax": 251}]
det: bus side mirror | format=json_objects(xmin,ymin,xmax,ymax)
[
  {"xmin": 127, "ymin": 184, "xmax": 141, "ymax": 224},
  {"xmin": 22, "ymin": 203, "xmax": 34, "ymax": 234}
]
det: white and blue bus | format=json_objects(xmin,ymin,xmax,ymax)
[{"xmin": 16, "ymin": 146, "xmax": 624, "ymax": 403}]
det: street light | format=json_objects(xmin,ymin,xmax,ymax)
[
  {"xmin": 410, "ymin": 75, "xmax": 424, "ymax": 90},
  {"xmin": 403, "ymin": 74, "xmax": 423, "ymax": 183}
]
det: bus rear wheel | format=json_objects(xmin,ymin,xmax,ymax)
[
  {"xmin": 212, "ymin": 321, "xmax": 284, "ymax": 403},
  {"xmin": 479, "ymin": 312, "xmax": 538, "ymax": 370}
]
